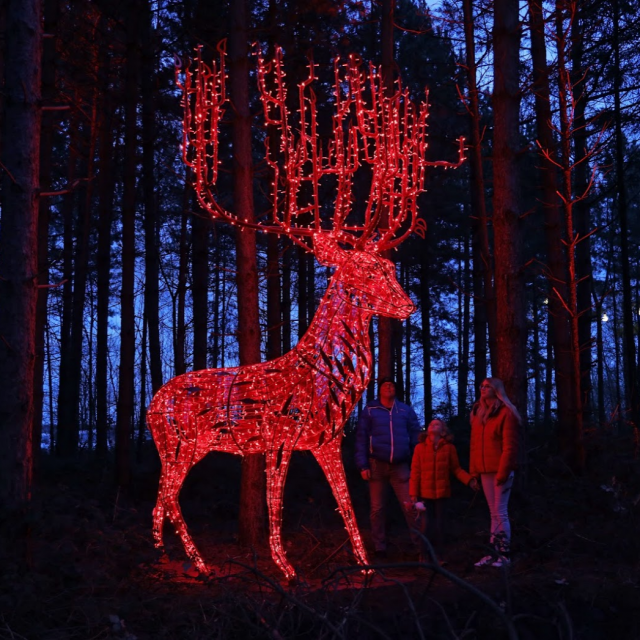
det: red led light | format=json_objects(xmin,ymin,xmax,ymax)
[{"xmin": 148, "ymin": 43, "xmax": 463, "ymax": 580}]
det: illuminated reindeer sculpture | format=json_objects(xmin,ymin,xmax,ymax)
[{"xmin": 147, "ymin": 44, "xmax": 464, "ymax": 580}]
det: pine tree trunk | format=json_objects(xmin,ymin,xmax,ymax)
[
  {"xmin": 532, "ymin": 284, "xmax": 541, "ymax": 425},
  {"xmin": 377, "ymin": 0, "xmax": 395, "ymax": 382},
  {"xmin": 544, "ymin": 315, "xmax": 553, "ymax": 425},
  {"xmin": 571, "ymin": 8, "xmax": 593, "ymax": 423},
  {"xmin": 492, "ymin": 0, "xmax": 527, "ymax": 418},
  {"xmin": 528, "ymin": 0, "xmax": 576, "ymax": 451},
  {"xmin": 612, "ymin": 279, "xmax": 622, "ymax": 428},
  {"xmin": 297, "ymin": 245, "xmax": 308, "ymax": 339},
  {"xmin": 142, "ymin": 0, "xmax": 163, "ymax": 393},
  {"xmin": 463, "ymin": 0, "xmax": 497, "ymax": 378},
  {"xmin": 554, "ymin": 0, "xmax": 585, "ymax": 471},
  {"xmin": 138, "ymin": 312, "xmax": 148, "ymax": 457},
  {"xmin": 175, "ymin": 203, "xmax": 188, "ymax": 376},
  {"xmin": 594, "ymin": 293, "xmax": 605, "ymax": 426},
  {"xmin": 266, "ymin": 0, "xmax": 282, "ymax": 363},
  {"xmin": 95, "ymin": 39, "xmax": 115, "ymax": 456},
  {"xmin": 421, "ymin": 249, "xmax": 433, "ymax": 423},
  {"xmin": 612, "ymin": 0, "xmax": 638, "ymax": 427},
  {"xmin": 65, "ymin": 103, "xmax": 98, "ymax": 452},
  {"xmin": 115, "ymin": 1, "xmax": 140, "ymax": 488},
  {"xmin": 267, "ymin": 234, "xmax": 282, "ymax": 360},
  {"xmin": 33, "ymin": 0, "xmax": 60, "ymax": 463},
  {"xmin": 212, "ymin": 237, "xmax": 221, "ymax": 368},
  {"xmin": 282, "ymin": 243, "xmax": 292, "ymax": 354},
  {"xmin": 56, "ymin": 109, "xmax": 78, "ymax": 455},
  {"xmin": 404, "ymin": 266, "xmax": 412, "ymax": 404},
  {"xmin": 192, "ymin": 211, "xmax": 209, "ymax": 371},
  {"xmin": 229, "ymin": 0, "xmax": 266, "ymax": 547},
  {"xmin": 458, "ymin": 232, "xmax": 471, "ymax": 417},
  {"xmin": 0, "ymin": 0, "xmax": 41, "ymax": 515}
]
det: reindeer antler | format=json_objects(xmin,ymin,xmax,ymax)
[{"xmin": 176, "ymin": 43, "xmax": 465, "ymax": 253}]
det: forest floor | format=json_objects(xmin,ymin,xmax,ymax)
[{"xmin": 1, "ymin": 426, "xmax": 640, "ymax": 639}]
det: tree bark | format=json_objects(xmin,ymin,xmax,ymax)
[
  {"xmin": 571, "ymin": 6, "xmax": 593, "ymax": 422},
  {"xmin": 377, "ymin": 0, "xmax": 395, "ymax": 382},
  {"xmin": 192, "ymin": 210, "xmax": 209, "ymax": 371},
  {"xmin": 421, "ymin": 249, "xmax": 433, "ymax": 423},
  {"xmin": 0, "ymin": 0, "xmax": 41, "ymax": 516},
  {"xmin": 56, "ymin": 109, "xmax": 78, "ymax": 455},
  {"xmin": 528, "ymin": 0, "xmax": 576, "ymax": 453},
  {"xmin": 175, "ymin": 191, "xmax": 188, "ymax": 376},
  {"xmin": 282, "ymin": 242, "xmax": 292, "ymax": 354},
  {"xmin": 462, "ymin": 0, "xmax": 497, "ymax": 379},
  {"xmin": 532, "ymin": 283, "xmax": 541, "ymax": 425},
  {"xmin": 63, "ymin": 99, "xmax": 98, "ymax": 453},
  {"xmin": 95, "ymin": 35, "xmax": 115, "ymax": 456},
  {"xmin": 554, "ymin": 0, "xmax": 585, "ymax": 471},
  {"xmin": 142, "ymin": 0, "xmax": 163, "ymax": 393},
  {"xmin": 612, "ymin": 0, "xmax": 638, "ymax": 428},
  {"xmin": 212, "ymin": 236, "xmax": 221, "ymax": 368},
  {"xmin": 297, "ymin": 245, "xmax": 308, "ymax": 339},
  {"xmin": 593, "ymin": 291, "xmax": 605, "ymax": 426},
  {"xmin": 33, "ymin": 0, "xmax": 60, "ymax": 463},
  {"xmin": 115, "ymin": 1, "xmax": 140, "ymax": 488},
  {"xmin": 229, "ymin": 0, "xmax": 266, "ymax": 547},
  {"xmin": 492, "ymin": 0, "xmax": 527, "ymax": 419},
  {"xmin": 458, "ymin": 233, "xmax": 471, "ymax": 417},
  {"xmin": 266, "ymin": 234, "xmax": 282, "ymax": 360}
]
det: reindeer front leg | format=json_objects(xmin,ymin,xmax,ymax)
[
  {"xmin": 313, "ymin": 436, "xmax": 371, "ymax": 569},
  {"xmin": 265, "ymin": 443, "xmax": 296, "ymax": 581}
]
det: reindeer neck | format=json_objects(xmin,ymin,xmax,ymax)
[{"xmin": 296, "ymin": 276, "xmax": 372, "ymax": 357}]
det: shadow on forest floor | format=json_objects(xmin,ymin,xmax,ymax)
[{"xmin": 1, "ymin": 428, "xmax": 640, "ymax": 639}]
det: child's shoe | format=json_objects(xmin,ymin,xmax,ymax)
[
  {"xmin": 491, "ymin": 555, "xmax": 510, "ymax": 568},
  {"xmin": 474, "ymin": 554, "xmax": 494, "ymax": 567}
]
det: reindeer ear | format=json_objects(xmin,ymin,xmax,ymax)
[{"xmin": 313, "ymin": 232, "xmax": 349, "ymax": 267}]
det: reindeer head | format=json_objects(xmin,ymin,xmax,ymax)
[
  {"xmin": 314, "ymin": 233, "xmax": 415, "ymax": 319},
  {"xmin": 178, "ymin": 44, "xmax": 463, "ymax": 312}
]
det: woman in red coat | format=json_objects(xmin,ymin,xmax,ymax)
[
  {"xmin": 410, "ymin": 419, "xmax": 478, "ymax": 555},
  {"xmin": 470, "ymin": 377, "xmax": 521, "ymax": 568}
]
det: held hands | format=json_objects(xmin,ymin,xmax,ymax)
[
  {"xmin": 469, "ymin": 477, "xmax": 480, "ymax": 492},
  {"xmin": 496, "ymin": 476, "xmax": 507, "ymax": 486},
  {"xmin": 360, "ymin": 469, "xmax": 371, "ymax": 481}
]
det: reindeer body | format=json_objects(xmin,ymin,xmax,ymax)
[
  {"xmin": 152, "ymin": 43, "xmax": 463, "ymax": 580},
  {"xmin": 148, "ymin": 250, "xmax": 414, "ymax": 579}
]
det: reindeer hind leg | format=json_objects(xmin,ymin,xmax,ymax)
[{"xmin": 161, "ymin": 458, "xmax": 210, "ymax": 574}]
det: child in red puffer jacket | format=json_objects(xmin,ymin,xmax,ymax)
[{"xmin": 410, "ymin": 419, "xmax": 479, "ymax": 556}]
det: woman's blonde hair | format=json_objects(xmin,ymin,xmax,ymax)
[{"xmin": 476, "ymin": 377, "xmax": 522, "ymax": 424}]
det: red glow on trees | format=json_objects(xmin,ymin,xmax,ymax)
[{"xmin": 147, "ymin": 43, "xmax": 464, "ymax": 580}]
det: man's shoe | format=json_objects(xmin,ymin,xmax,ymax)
[
  {"xmin": 474, "ymin": 554, "xmax": 494, "ymax": 567},
  {"xmin": 491, "ymin": 555, "xmax": 510, "ymax": 568}
]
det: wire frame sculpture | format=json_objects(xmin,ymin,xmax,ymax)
[{"xmin": 147, "ymin": 42, "xmax": 464, "ymax": 580}]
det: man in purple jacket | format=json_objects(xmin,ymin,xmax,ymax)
[{"xmin": 356, "ymin": 377, "xmax": 422, "ymax": 558}]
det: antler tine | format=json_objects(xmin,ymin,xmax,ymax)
[
  {"xmin": 177, "ymin": 41, "xmax": 465, "ymax": 259},
  {"xmin": 177, "ymin": 41, "xmax": 318, "ymax": 252}
]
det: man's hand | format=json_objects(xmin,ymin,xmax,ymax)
[{"xmin": 360, "ymin": 469, "xmax": 371, "ymax": 481}]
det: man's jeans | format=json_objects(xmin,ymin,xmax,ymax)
[{"xmin": 368, "ymin": 458, "xmax": 420, "ymax": 551}]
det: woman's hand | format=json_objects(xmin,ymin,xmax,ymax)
[
  {"xmin": 469, "ymin": 478, "xmax": 480, "ymax": 492},
  {"xmin": 360, "ymin": 469, "xmax": 371, "ymax": 481},
  {"xmin": 496, "ymin": 475, "xmax": 507, "ymax": 486}
]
